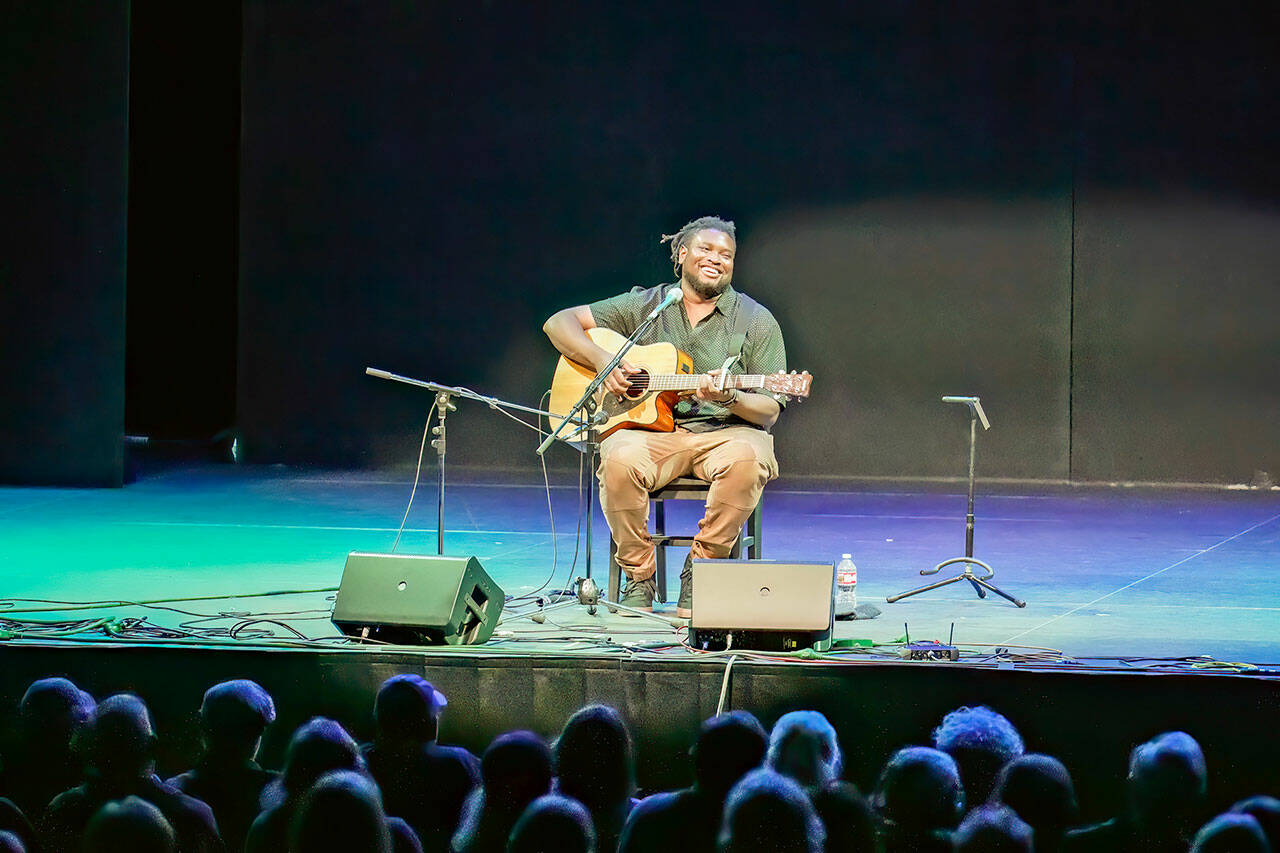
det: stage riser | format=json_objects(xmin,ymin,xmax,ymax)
[{"xmin": 1, "ymin": 645, "xmax": 1274, "ymax": 822}]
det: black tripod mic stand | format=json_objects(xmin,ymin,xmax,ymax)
[{"xmin": 887, "ymin": 396, "xmax": 1026, "ymax": 608}]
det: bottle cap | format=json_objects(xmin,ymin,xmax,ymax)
[{"xmin": 841, "ymin": 553, "xmax": 852, "ymax": 559}]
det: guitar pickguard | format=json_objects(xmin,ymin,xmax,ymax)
[{"xmin": 597, "ymin": 389, "xmax": 658, "ymax": 419}]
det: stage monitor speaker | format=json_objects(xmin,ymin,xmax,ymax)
[
  {"xmin": 689, "ymin": 559, "xmax": 834, "ymax": 652},
  {"xmin": 332, "ymin": 552, "xmax": 504, "ymax": 646}
]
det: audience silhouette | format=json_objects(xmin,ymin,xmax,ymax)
[
  {"xmin": 552, "ymin": 704, "xmax": 636, "ymax": 853},
  {"xmin": 991, "ymin": 753, "xmax": 1078, "ymax": 853},
  {"xmin": 810, "ymin": 781, "xmax": 875, "ymax": 853},
  {"xmin": 952, "ymin": 804, "xmax": 1034, "ymax": 852},
  {"xmin": 451, "ymin": 731, "xmax": 552, "ymax": 853},
  {"xmin": 361, "ymin": 674, "xmax": 479, "ymax": 853},
  {"xmin": 40, "ymin": 693, "xmax": 221, "ymax": 853},
  {"xmin": 719, "ymin": 767, "xmax": 823, "ymax": 853},
  {"xmin": 1, "ymin": 677, "xmax": 95, "ymax": 820},
  {"xmin": 0, "ymin": 799, "xmax": 34, "ymax": 853},
  {"xmin": 0, "ymin": 672, "xmax": 1275, "ymax": 853},
  {"xmin": 1231, "ymin": 796, "xmax": 1280, "ymax": 850},
  {"xmin": 766, "ymin": 711, "xmax": 843, "ymax": 792},
  {"xmin": 873, "ymin": 746, "xmax": 964, "ymax": 853},
  {"xmin": 931, "ymin": 706, "xmax": 1024, "ymax": 809},
  {"xmin": 83, "ymin": 795, "xmax": 177, "ymax": 853},
  {"xmin": 245, "ymin": 716, "xmax": 366, "ymax": 853},
  {"xmin": 619, "ymin": 711, "xmax": 768, "ymax": 853},
  {"xmin": 1065, "ymin": 730, "xmax": 1209, "ymax": 853},
  {"xmin": 507, "ymin": 793, "xmax": 595, "ymax": 853},
  {"xmin": 288, "ymin": 769, "xmax": 395, "ymax": 853},
  {"xmin": 167, "ymin": 679, "xmax": 277, "ymax": 853},
  {"xmin": 1190, "ymin": 812, "xmax": 1270, "ymax": 852}
]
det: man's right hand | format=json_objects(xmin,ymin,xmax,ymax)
[
  {"xmin": 594, "ymin": 355, "xmax": 639, "ymax": 398},
  {"xmin": 543, "ymin": 306, "xmax": 639, "ymax": 398}
]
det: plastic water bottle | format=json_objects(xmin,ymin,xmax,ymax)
[{"xmin": 834, "ymin": 554, "xmax": 858, "ymax": 619}]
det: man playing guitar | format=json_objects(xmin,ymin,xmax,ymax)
[{"xmin": 543, "ymin": 216, "xmax": 790, "ymax": 618}]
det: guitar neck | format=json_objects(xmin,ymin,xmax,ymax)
[{"xmin": 646, "ymin": 374, "xmax": 769, "ymax": 392}]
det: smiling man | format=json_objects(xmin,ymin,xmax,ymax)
[{"xmin": 543, "ymin": 215, "xmax": 788, "ymax": 617}]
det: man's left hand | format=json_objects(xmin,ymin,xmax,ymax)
[{"xmin": 692, "ymin": 369, "xmax": 734, "ymax": 403}]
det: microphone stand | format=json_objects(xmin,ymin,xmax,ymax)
[
  {"xmin": 535, "ymin": 289, "xmax": 679, "ymax": 456},
  {"xmin": 365, "ymin": 368, "xmax": 585, "ymax": 556},
  {"xmin": 886, "ymin": 396, "xmax": 1026, "ymax": 608}
]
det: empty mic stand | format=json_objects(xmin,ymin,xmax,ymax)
[{"xmin": 887, "ymin": 396, "xmax": 1026, "ymax": 608}]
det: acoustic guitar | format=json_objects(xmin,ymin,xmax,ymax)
[{"xmin": 549, "ymin": 327, "xmax": 812, "ymax": 444}]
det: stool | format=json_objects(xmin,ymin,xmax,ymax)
[{"xmin": 607, "ymin": 477, "xmax": 763, "ymax": 603}]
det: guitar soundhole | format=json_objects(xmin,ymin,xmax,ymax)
[{"xmin": 623, "ymin": 369, "xmax": 650, "ymax": 400}]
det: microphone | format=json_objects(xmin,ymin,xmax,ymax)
[{"xmin": 644, "ymin": 285, "xmax": 683, "ymax": 320}]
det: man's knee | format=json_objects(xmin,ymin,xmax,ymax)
[
  {"xmin": 708, "ymin": 439, "xmax": 775, "ymax": 483},
  {"xmin": 598, "ymin": 456, "xmax": 654, "ymax": 511},
  {"xmin": 714, "ymin": 456, "xmax": 772, "ymax": 495}
]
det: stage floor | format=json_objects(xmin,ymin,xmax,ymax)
[{"xmin": 2, "ymin": 463, "xmax": 1278, "ymax": 670}]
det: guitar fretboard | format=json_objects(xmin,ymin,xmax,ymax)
[{"xmin": 642, "ymin": 375, "xmax": 768, "ymax": 392}]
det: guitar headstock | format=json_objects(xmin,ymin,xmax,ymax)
[{"xmin": 763, "ymin": 370, "xmax": 812, "ymax": 400}]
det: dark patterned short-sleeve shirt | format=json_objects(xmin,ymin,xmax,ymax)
[{"xmin": 588, "ymin": 284, "xmax": 788, "ymax": 431}]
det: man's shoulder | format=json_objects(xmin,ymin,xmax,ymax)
[
  {"xmin": 427, "ymin": 743, "xmax": 482, "ymax": 783},
  {"xmin": 588, "ymin": 285, "xmax": 671, "ymax": 333},
  {"xmin": 621, "ymin": 789, "xmax": 699, "ymax": 852},
  {"xmin": 44, "ymin": 783, "xmax": 90, "ymax": 818},
  {"xmin": 631, "ymin": 788, "xmax": 693, "ymax": 817},
  {"xmin": 731, "ymin": 288, "xmax": 781, "ymax": 328}
]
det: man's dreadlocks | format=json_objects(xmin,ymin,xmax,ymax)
[{"xmin": 660, "ymin": 215, "xmax": 736, "ymax": 278}]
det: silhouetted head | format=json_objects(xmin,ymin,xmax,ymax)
[
  {"xmin": 874, "ymin": 746, "xmax": 965, "ymax": 833},
  {"xmin": 83, "ymin": 796, "xmax": 176, "ymax": 853},
  {"xmin": 19, "ymin": 676, "xmax": 95, "ymax": 749},
  {"xmin": 811, "ymin": 781, "xmax": 875, "ymax": 853},
  {"xmin": 273, "ymin": 718, "xmax": 366, "ymax": 805},
  {"xmin": 483, "ymin": 730, "xmax": 553, "ymax": 811},
  {"xmin": 719, "ymin": 768, "xmax": 823, "ymax": 853},
  {"xmin": 1127, "ymin": 731, "xmax": 1207, "ymax": 834},
  {"xmin": 554, "ymin": 704, "xmax": 634, "ymax": 808},
  {"xmin": 953, "ymin": 804, "xmax": 1033, "ymax": 852},
  {"xmin": 508, "ymin": 794, "xmax": 596, "ymax": 853},
  {"xmin": 693, "ymin": 712, "xmax": 768, "ymax": 800},
  {"xmin": 0, "ymin": 832, "xmax": 23, "ymax": 853},
  {"xmin": 1230, "ymin": 796, "xmax": 1280, "ymax": 849},
  {"xmin": 289, "ymin": 769, "xmax": 393, "ymax": 853},
  {"xmin": 0, "ymin": 799, "xmax": 34, "ymax": 850},
  {"xmin": 1190, "ymin": 813, "xmax": 1269, "ymax": 853},
  {"xmin": 86, "ymin": 694, "xmax": 157, "ymax": 780},
  {"xmin": 993, "ymin": 753, "xmax": 1078, "ymax": 835},
  {"xmin": 932, "ymin": 706, "xmax": 1024, "ymax": 806},
  {"xmin": 766, "ymin": 710, "xmax": 842, "ymax": 790},
  {"xmin": 374, "ymin": 673, "xmax": 447, "ymax": 744},
  {"xmin": 200, "ymin": 679, "xmax": 275, "ymax": 758}
]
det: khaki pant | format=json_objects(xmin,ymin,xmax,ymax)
[{"xmin": 598, "ymin": 426, "xmax": 778, "ymax": 582}]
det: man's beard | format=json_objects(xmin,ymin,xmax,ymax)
[{"xmin": 681, "ymin": 266, "xmax": 731, "ymax": 300}]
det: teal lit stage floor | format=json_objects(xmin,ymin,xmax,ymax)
[{"xmin": 2, "ymin": 463, "xmax": 1278, "ymax": 670}]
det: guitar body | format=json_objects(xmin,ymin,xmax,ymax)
[{"xmin": 549, "ymin": 327, "xmax": 695, "ymax": 444}]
